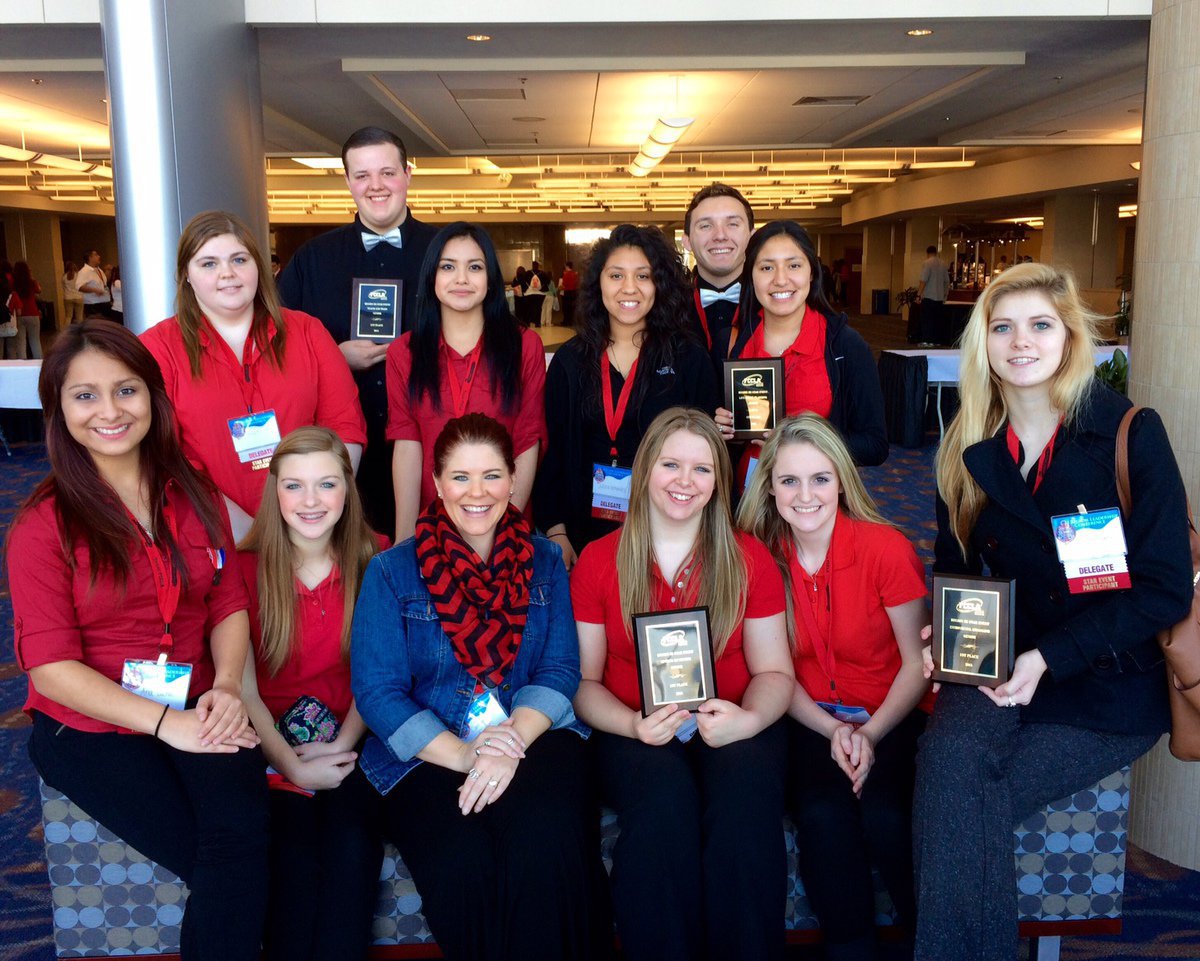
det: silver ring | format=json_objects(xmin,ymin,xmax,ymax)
[
  {"xmin": 1007, "ymin": 696, "xmax": 1015, "ymax": 708},
  {"xmin": 468, "ymin": 768, "xmax": 481, "ymax": 780},
  {"xmin": 487, "ymin": 778, "xmax": 499, "ymax": 787},
  {"xmin": 474, "ymin": 747, "xmax": 482, "ymax": 757},
  {"xmin": 484, "ymin": 738, "xmax": 492, "ymax": 746},
  {"xmin": 506, "ymin": 735, "xmax": 516, "ymax": 747}
]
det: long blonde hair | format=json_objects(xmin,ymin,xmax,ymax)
[
  {"xmin": 240, "ymin": 427, "xmax": 379, "ymax": 675},
  {"xmin": 737, "ymin": 413, "xmax": 890, "ymax": 650},
  {"xmin": 617, "ymin": 407, "xmax": 746, "ymax": 657},
  {"xmin": 936, "ymin": 262, "xmax": 1102, "ymax": 558},
  {"xmin": 174, "ymin": 210, "xmax": 287, "ymax": 378}
]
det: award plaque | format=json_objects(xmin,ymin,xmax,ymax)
[
  {"xmin": 930, "ymin": 573, "xmax": 1015, "ymax": 688},
  {"xmin": 632, "ymin": 607, "xmax": 717, "ymax": 715},
  {"xmin": 723, "ymin": 358, "xmax": 785, "ymax": 440},
  {"xmin": 351, "ymin": 278, "xmax": 401, "ymax": 342}
]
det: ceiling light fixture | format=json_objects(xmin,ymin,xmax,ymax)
[
  {"xmin": 466, "ymin": 34, "xmax": 491, "ymax": 42},
  {"xmin": 630, "ymin": 77, "xmax": 693, "ymax": 178},
  {"xmin": 906, "ymin": 28, "xmax": 933, "ymax": 37},
  {"xmin": 292, "ymin": 157, "xmax": 345, "ymax": 169}
]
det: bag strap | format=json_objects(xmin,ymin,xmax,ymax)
[{"xmin": 1114, "ymin": 406, "xmax": 1142, "ymax": 516}]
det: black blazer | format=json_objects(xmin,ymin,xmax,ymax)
[
  {"xmin": 716, "ymin": 310, "xmax": 888, "ymax": 466},
  {"xmin": 934, "ymin": 385, "xmax": 1192, "ymax": 735}
]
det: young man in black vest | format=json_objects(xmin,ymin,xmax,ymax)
[{"xmin": 278, "ymin": 127, "xmax": 437, "ymax": 535}]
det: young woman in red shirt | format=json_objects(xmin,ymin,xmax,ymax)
[
  {"xmin": 237, "ymin": 427, "xmax": 384, "ymax": 961},
  {"xmin": 143, "ymin": 210, "xmax": 366, "ymax": 542},
  {"xmin": 7, "ymin": 320, "xmax": 267, "ymax": 961},
  {"xmin": 738, "ymin": 413, "xmax": 929, "ymax": 961},
  {"xmin": 571, "ymin": 406, "xmax": 794, "ymax": 961},
  {"xmin": 387, "ymin": 222, "xmax": 546, "ymax": 544}
]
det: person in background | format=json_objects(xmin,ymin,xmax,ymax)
[
  {"xmin": 143, "ymin": 210, "xmax": 366, "ymax": 542},
  {"xmin": 5, "ymin": 260, "xmax": 42, "ymax": 359},
  {"xmin": 278, "ymin": 126, "xmax": 438, "ymax": 537},
  {"xmin": 534, "ymin": 224, "xmax": 721, "ymax": 568},
  {"xmin": 738, "ymin": 413, "xmax": 929, "ymax": 961},
  {"xmin": 387, "ymin": 222, "xmax": 546, "ymax": 543},
  {"xmin": 353, "ymin": 414, "xmax": 609, "ymax": 961},
  {"xmin": 560, "ymin": 260, "xmax": 580, "ymax": 326},
  {"xmin": 75, "ymin": 250, "xmax": 109, "ymax": 319},
  {"xmin": 571, "ymin": 407, "xmax": 794, "ymax": 961},
  {"xmin": 715, "ymin": 221, "xmax": 888, "ymax": 471},
  {"xmin": 238, "ymin": 427, "xmax": 384, "ymax": 961},
  {"xmin": 109, "ymin": 265, "xmax": 124, "ymax": 325},
  {"xmin": 681, "ymin": 182, "xmax": 754, "ymax": 352},
  {"xmin": 270, "ymin": 254, "xmax": 282, "ymax": 279},
  {"xmin": 915, "ymin": 245, "xmax": 950, "ymax": 347},
  {"xmin": 62, "ymin": 261, "xmax": 85, "ymax": 324},
  {"xmin": 7, "ymin": 320, "xmax": 267, "ymax": 961},
  {"xmin": 915, "ymin": 262, "xmax": 1192, "ymax": 961}
]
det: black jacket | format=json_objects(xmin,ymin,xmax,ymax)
[
  {"xmin": 717, "ymin": 310, "xmax": 888, "ymax": 466},
  {"xmin": 533, "ymin": 335, "xmax": 721, "ymax": 550},
  {"xmin": 934, "ymin": 385, "xmax": 1192, "ymax": 735}
]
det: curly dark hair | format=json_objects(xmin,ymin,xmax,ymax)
[{"xmin": 574, "ymin": 224, "xmax": 693, "ymax": 403}]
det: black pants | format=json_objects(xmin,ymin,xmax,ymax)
[
  {"xmin": 913, "ymin": 684, "xmax": 1159, "ymax": 961},
  {"xmin": 594, "ymin": 721, "xmax": 788, "ymax": 961},
  {"xmin": 379, "ymin": 730, "xmax": 611, "ymax": 961},
  {"xmin": 264, "ymin": 764, "xmax": 383, "ymax": 961},
  {"xmin": 788, "ymin": 711, "xmax": 925, "ymax": 953},
  {"xmin": 29, "ymin": 711, "xmax": 269, "ymax": 961}
]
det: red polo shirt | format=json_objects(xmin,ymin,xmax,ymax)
[
  {"xmin": 10, "ymin": 488, "xmax": 248, "ymax": 733},
  {"xmin": 788, "ymin": 512, "xmax": 931, "ymax": 715},
  {"xmin": 142, "ymin": 309, "xmax": 367, "ymax": 518},
  {"xmin": 571, "ymin": 529, "xmax": 786, "ymax": 710},
  {"xmin": 238, "ymin": 552, "xmax": 353, "ymax": 723},
  {"xmin": 386, "ymin": 327, "xmax": 547, "ymax": 509},
  {"xmin": 742, "ymin": 306, "xmax": 832, "ymax": 419}
]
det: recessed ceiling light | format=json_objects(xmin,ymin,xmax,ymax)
[
  {"xmin": 512, "ymin": 116, "xmax": 545, "ymax": 123},
  {"xmin": 100, "ymin": 98, "xmax": 108, "ymax": 104},
  {"xmin": 906, "ymin": 28, "xmax": 933, "ymax": 37},
  {"xmin": 466, "ymin": 34, "xmax": 491, "ymax": 42}
]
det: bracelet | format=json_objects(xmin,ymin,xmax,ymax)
[{"xmin": 153, "ymin": 703, "xmax": 170, "ymax": 739}]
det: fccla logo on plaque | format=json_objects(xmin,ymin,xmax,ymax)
[
  {"xmin": 740, "ymin": 372, "xmax": 765, "ymax": 389},
  {"xmin": 955, "ymin": 597, "xmax": 986, "ymax": 616}
]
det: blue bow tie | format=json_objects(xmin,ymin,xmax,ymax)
[
  {"xmin": 699, "ymin": 283, "xmax": 740, "ymax": 308},
  {"xmin": 362, "ymin": 229, "xmax": 403, "ymax": 251}
]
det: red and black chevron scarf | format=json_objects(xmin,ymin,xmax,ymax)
[{"xmin": 414, "ymin": 499, "xmax": 534, "ymax": 686}]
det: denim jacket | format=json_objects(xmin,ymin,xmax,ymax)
[{"xmin": 352, "ymin": 534, "xmax": 586, "ymax": 794}]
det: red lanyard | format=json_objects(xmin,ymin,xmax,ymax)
[
  {"xmin": 691, "ymin": 288, "xmax": 737, "ymax": 351},
  {"xmin": 600, "ymin": 353, "xmax": 640, "ymax": 462},
  {"xmin": 1006, "ymin": 421, "xmax": 1060, "ymax": 494},
  {"xmin": 126, "ymin": 498, "xmax": 182, "ymax": 656},
  {"xmin": 444, "ymin": 338, "xmax": 483, "ymax": 419},
  {"xmin": 792, "ymin": 539, "xmax": 839, "ymax": 701}
]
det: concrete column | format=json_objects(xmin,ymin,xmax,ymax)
[
  {"xmin": 1126, "ymin": 0, "xmax": 1200, "ymax": 871},
  {"xmin": 859, "ymin": 223, "xmax": 893, "ymax": 314},
  {"xmin": 99, "ymin": 0, "xmax": 268, "ymax": 334},
  {"xmin": 1040, "ymin": 192, "xmax": 1121, "ymax": 289},
  {"xmin": 3, "ymin": 211, "xmax": 65, "ymax": 330}
]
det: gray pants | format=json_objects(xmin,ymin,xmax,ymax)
[
  {"xmin": 3, "ymin": 314, "xmax": 41, "ymax": 359},
  {"xmin": 913, "ymin": 683, "xmax": 1158, "ymax": 961}
]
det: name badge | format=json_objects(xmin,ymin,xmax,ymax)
[
  {"xmin": 228, "ymin": 410, "xmax": 282, "ymax": 464},
  {"xmin": 464, "ymin": 688, "xmax": 510, "ymax": 741},
  {"xmin": 591, "ymin": 463, "xmax": 632, "ymax": 521},
  {"xmin": 816, "ymin": 701, "xmax": 872, "ymax": 726},
  {"xmin": 122, "ymin": 657, "xmax": 193, "ymax": 711},
  {"xmin": 1051, "ymin": 507, "xmax": 1131, "ymax": 594}
]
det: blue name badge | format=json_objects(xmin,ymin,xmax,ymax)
[
  {"xmin": 227, "ymin": 409, "xmax": 282, "ymax": 465},
  {"xmin": 121, "ymin": 657, "xmax": 193, "ymax": 711},
  {"xmin": 591, "ymin": 463, "xmax": 632, "ymax": 522},
  {"xmin": 463, "ymin": 689, "xmax": 510, "ymax": 741},
  {"xmin": 816, "ymin": 701, "xmax": 872, "ymax": 726}
]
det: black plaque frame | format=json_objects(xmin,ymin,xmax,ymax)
[
  {"xmin": 930, "ymin": 573, "xmax": 1015, "ymax": 688},
  {"xmin": 722, "ymin": 357, "xmax": 785, "ymax": 440},
  {"xmin": 351, "ymin": 278, "xmax": 402, "ymax": 342},
  {"xmin": 631, "ymin": 607, "xmax": 717, "ymax": 715}
]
